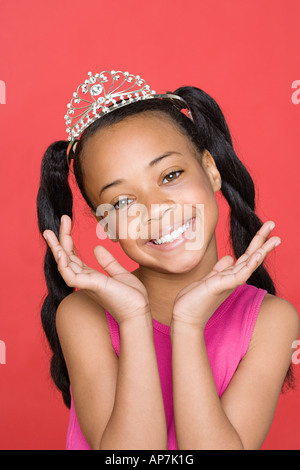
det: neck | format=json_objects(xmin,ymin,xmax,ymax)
[{"xmin": 132, "ymin": 234, "xmax": 219, "ymax": 326}]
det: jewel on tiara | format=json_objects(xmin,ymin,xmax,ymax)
[{"xmin": 65, "ymin": 70, "xmax": 192, "ymax": 156}]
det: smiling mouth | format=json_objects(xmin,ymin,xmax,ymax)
[
  {"xmin": 146, "ymin": 217, "xmax": 195, "ymax": 246},
  {"xmin": 150, "ymin": 220, "xmax": 191, "ymax": 244}
]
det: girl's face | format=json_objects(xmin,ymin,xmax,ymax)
[{"xmin": 82, "ymin": 112, "xmax": 221, "ymax": 274}]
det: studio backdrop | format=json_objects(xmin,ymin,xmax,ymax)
[{"xmin": 0, "ymin": 0, "xmax": 299, "ymax": 450}]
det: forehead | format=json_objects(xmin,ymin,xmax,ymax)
[{"xmin": 82, "ymin": 112, "xmax": 195, "ymax": 167}]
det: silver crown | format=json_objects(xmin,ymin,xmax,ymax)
[{"xmin": 65, "ymin": 70, "xmax": 190, "ymax": 147}]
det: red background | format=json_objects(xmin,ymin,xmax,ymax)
[{"xmin": 0, "ymin": 0, "xmax": 299, "ymax": 450}]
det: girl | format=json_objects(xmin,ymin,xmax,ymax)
[{"xmin": 37, "ymin": 71, "xmax": 299, "ymax": 450}]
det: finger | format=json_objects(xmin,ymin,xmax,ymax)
[
  {"xmin": 54, "ymin": 244, "xmax": 103, "ymax": 289},
  {"xmin": 56, "ymin": 249, "xmax": 98, "ymax": 289},
  {"xmin": 251, "ymin": 235, "xmax": 281, "ymax": 267},
  {"xmin": 59, "ymin": 215, "xmax": 83, "ymax": 263},
  {"xmin": 205, "ymin": 233, "xmax": 281, "ymax": 293},
  {"xmin": 43, "ymin": 229, "xmax": 66, "ymax": 264},
  {"xmin": 212, "ymin": 255, "xmax": 235, "ymax": 273},
  {"xmin": 43, "ymin": 230, "xmax": 115, "ymax": 292},
  {"xmin": 59, "ymin": 215, "xmax": 74, "ymax": 253},
  {"xmin": 94, "ymin": 245, "xmax": 130, "ymax": 278},
  {"xmin": 60, "ymin": 215, "xmax": 87, "ymax": 269},
  {"xmin": 212, "ymin": 257, "xmax": 259, "ymax": 291},
  {"xmin": 221, "ymin": 237, "xmax": 281, "ymax": 287},
  {"xmin": 235, "ymin": 221, "xmax": 276, "ymax": 265},
  {"xmin": 43, "ymin": 229, "xmax": 84, "ymax": 274},
  {"xmin": 227, "ymin": 255, "xmax": 263, "ymax": 286},
  {"xmin": 231, "ymin": 235, "xmax": 281, "ymax": 275},
  {"xmin": 201, "ymin": 255, "xmax": 235, "ymax": 281}
]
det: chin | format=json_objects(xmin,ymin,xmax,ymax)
[
  {"xmin": 145, "ymin": 254, "xmax": 203, "ymax": 275},
  {"xmin": 121, "ymin": 238, "xmax": 205, "ymax": 274}
]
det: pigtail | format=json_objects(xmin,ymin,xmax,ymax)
[
  {"xmin": 37, "ymin": 141, "xmax": 73, "ymax": 408},
  {"xmin": 175, "ymin": 86, "xmax": 294, "ymax": 389},
  {"xmin": 175, "ymin": 86, "xmax": 276, "ymax": 295}
]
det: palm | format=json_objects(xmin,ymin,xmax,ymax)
[
  {"xmin": 43, "ymin": 215, "xmax": 149, "ymax": 324},
  {"xmin": 173, "ymin": 221, "xmax": 280, "ymax": 327},
  {"xmin": 173, "ymin": 257, "xmax": 237, "ymax": 324}
]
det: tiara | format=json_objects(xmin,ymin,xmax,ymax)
[{"xmin": 65, "ymin": 70, "xmax": 191, "ymax": 155}]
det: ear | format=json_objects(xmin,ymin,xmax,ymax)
[
  {"xmin": 201, "ymin": 150, "xmax": 222, "ymax": 193},
  {"xmin": 90, "ymin": 208, "xmax": 118, "ymax": 243}
]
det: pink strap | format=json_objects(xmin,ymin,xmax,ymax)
[{"xmin": 105, "ymin": 310, "xmax": 120, "ymax": 356}]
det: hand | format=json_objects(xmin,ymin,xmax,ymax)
[
  {"xmin": 43, "ymin": 215, "xmax": 150, "ymax": 325},
  {"xmin": 172, "ymin": 221, "xmax": 281, "ymax": 331}
]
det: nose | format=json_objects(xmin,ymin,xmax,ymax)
[
  {"xmin": 139, "ymin": 192, "xmax": 178, "ymax": 226},
  {"xmin": 135, "ymin": 192, "xmax": 181, "ymax": 243}
]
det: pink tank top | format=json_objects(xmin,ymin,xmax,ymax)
[{"xmin": 66, "ymin": 282, "xmax": 267, "ymax": 450}]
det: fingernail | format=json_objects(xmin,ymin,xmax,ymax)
[
  {"xmin": 43, "ymin": 232, "xmax": 48, "ymax": 241},
  {"xmin": 270, "ymin": 222, "xmax": 275, "ymax": 230},
  {"xmin": 256, "ymin": 253, "xmax": 263, "ymax": 262},
  {"xmin": 275, "ymin": 239, "xmax": 281, "ymax": 247},
  {"xmin": 57, "ymin": 251, "xmax": 61, "ymax": 259}
]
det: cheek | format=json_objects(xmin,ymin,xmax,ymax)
[
  {"xmin": 186, "ymin": 173, "xmax": 213, "ymax": 198},
  {"xmin": 202, "ymin": 195, "xmax": 219, "ymax": 244},
  {"xmin": 183, "ymin": 181, "xmax": 219, "ymax": 247},
  {"xmin": 181, "ymin": 181, "xmax": 218, "ymax": 222},
  {"xmin": 109, "ymin": 211, "xmax": 144, "ymax": 242}
]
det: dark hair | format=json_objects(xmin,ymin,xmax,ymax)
[{"xmin": 37, "ymin": 86, "xmax": 293, "ymax": 408}]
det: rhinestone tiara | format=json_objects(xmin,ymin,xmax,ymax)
[{"xmin": 65, "ymin": 70, "xmax": 191, "ymax": 154}]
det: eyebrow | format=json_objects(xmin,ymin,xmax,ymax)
[{"xmin": 98, "ymin": 151, "xmax": 183, "ymax": 197}]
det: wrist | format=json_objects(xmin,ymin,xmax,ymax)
[
  {"xmin": 119, "ymin": 309, "xmax": 153, "ymax": 331},
  {"xmin": 170, "ymin": 317, "xmax": 206, "ymax": 339}
]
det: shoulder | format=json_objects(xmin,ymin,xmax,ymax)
[
  {"xmin": 220, "ymin": 292, "xmax": 299, "ymax": 449},
  {"xmin": 250, "ymin": 292, "xmax": 299, "ymax": 350},
  {"xmin": 258, "ymin": 293, "xmax": 299, "ymax": 334},
  {"xmin": 56, "ymin": 289, "xmax": 118, "ymax": 397},
  {"xmin": 57, "ymin": 288, "xmax": 106, "ymax": 314},
  {"xmin": 56, "ymin": 290, "xmax": 115, "ymax": 365},
  {"xmin": 56, "ymin": 289, "xmax": 110, "ymax": 336}
]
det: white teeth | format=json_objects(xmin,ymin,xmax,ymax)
[{"xmin": 152, "ymin": 220, "xmax": 191, "ymax": 245}]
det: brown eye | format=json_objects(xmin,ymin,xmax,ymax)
[
  {"xmin": 113, "ymin": 197, "xmax": 134, "ymax": 210},
  {"xmin": 162, "ymin": 170, "xmax": 183, "ymax": 184}
]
